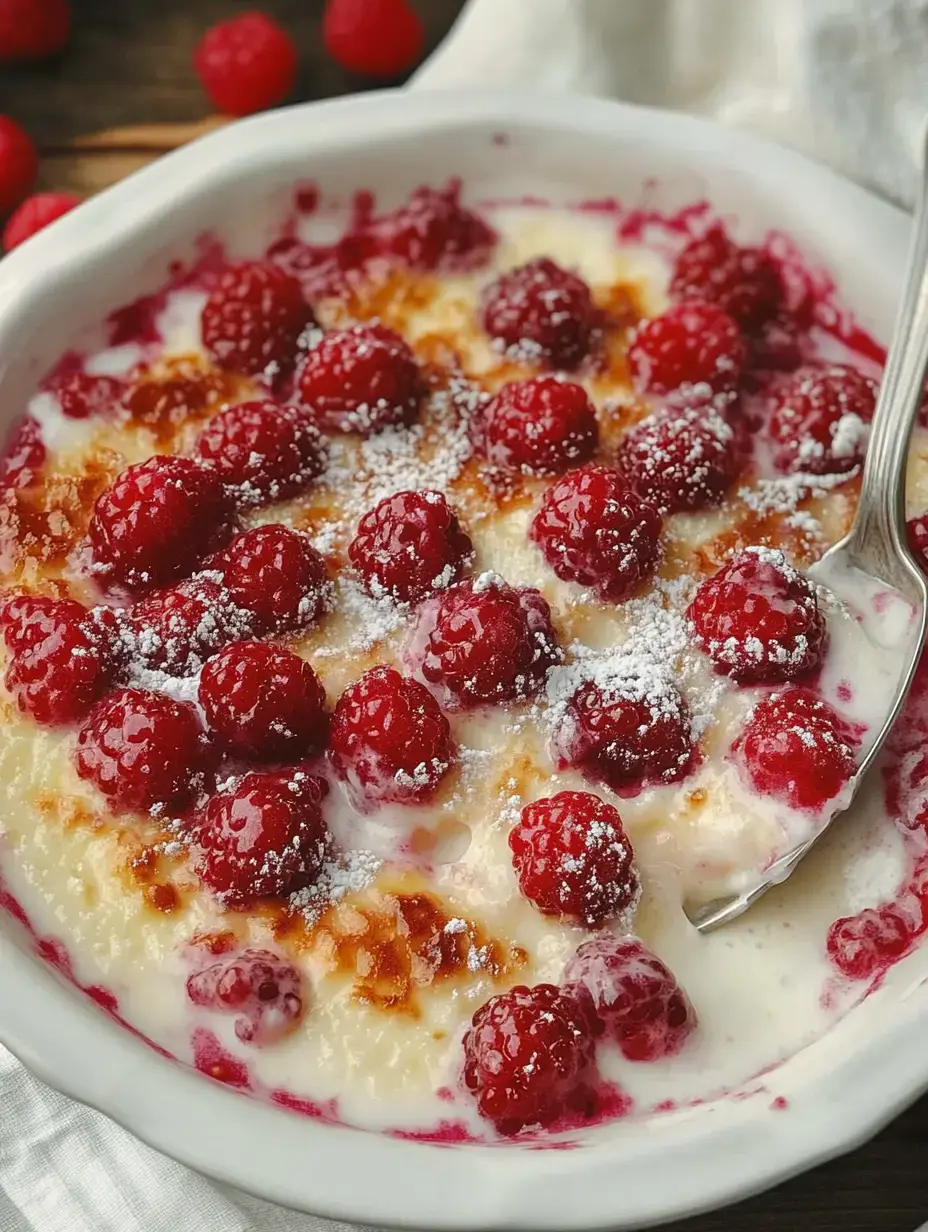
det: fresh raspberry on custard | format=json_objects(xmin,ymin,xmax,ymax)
[
  {"xmin": 482, "ymin": 257, "xmax": 598, "ymax": 370},
  {"xmin": 201, "ymin": 261, "xmax": 313, "ymax": 378},
  {"xmin": 0, "ymin": 416, "xmax": 45, "ymax": 490},
  {"xmin": 0, "ymin": 0, "xmax": 70, "ymax": 62},
  {"xmin": 767, "ymin": 364, "xmax": 876, "ymax": 475},
  {"xmin": 55, "ymin": 371, "xmax": 127, "ymax": 420},
  {"xmin": 414, "ymin": 577, "xmax": 560, "ymax": 710},
  {"xmin": 323, "ymin": 0, "xmax": 424, "ymax": 78},
  {"xmin": 125, "ymin": 575, "xmax": 253, "ymax": 678},
  {"xmin": 210, "ymin": 524, "xmax": 329, "ymax": 635},
  {"xmin": 553, "ymin": 678, "xmax": 696, "ymax": 794},
  {"xmin": 196, "ymin": 768, "xmax": 329, "ymax": 907},
  {"xmin": 193, "ymin": 11, "xmax": 297, "ymax": 117},
  {"xmin": 0, "ymin": 115, "xmax": 37, "ymax": 213},
  {"xmin": 329, "ymin": 664, "xmax": 454, "ymax": 810},
  {"xmin": 2, "ymin": 191, "xmax": 80, "ymax": 252},
  {"xmin": 509, "ymin": 790, "xmax": 639, "ymax": 928},
  {"xmin": 348, "ymin": 489, "xmax": 473, "ymax": 604},
  {"xmin": 615, "ymin": 403, "xmax": 736, "ymax": 515},
  {"xmin": 186, "ymin": 947, "xmax": 305, "ymax": 1045},
  {"xmin": 907, "ymin": 514, "xmax": 928, "ymax": 571},
  {"xmin": 199, "ymin": 640, "xmax": 327, "ymax": 761},
  {"xmin": 75, "ymin": 687, "xmax": 211, "ymax": 813},
  {"xmin": 563, "ymin": 935, "xmax": 697, "ymax": 1062},
  {"xmin": 826, "ymin": 905, "xmax": 918, "ymax": 980},
  {"xmin": 530, "ymin": 465, "xmax": 662, "ymax": 602},
  {"xmin": 478, "ymin": 377, "xmax": 598, "ymax": 476},
  {"xmin": 670, "ymin": 225, "xmax": 782, "ymax": 332},
  {"xmin": 462, "ymin": 982, "xmax": 600, "ymax": 1135},
  {"xmin": 297, "ymin": 323, "xmax": 422, "ymax": 435},
  {"xmin": 688, "ymin": 547, "xmax": 826, "ymax": 683},
  {"xmin": 195, "ymin": 400, "xmax": 326, "ymax": 505},
  {"xmin": 627, "ymin": 301, "xmax": 744, "ymax": 398},
  {"xmin": 88, "ymin": 455, "xmax": 235, "ymax": 592},
  {"xmin": 736, "ymin": 687, "xmax": 856, "ymax": 812},
  {"xmin": 369, "ymin": 182, "xmax": 496, "ymax": 271}
]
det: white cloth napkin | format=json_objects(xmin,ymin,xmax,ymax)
[{"xmin": 3, "ymin": 2, "xmax": 928, "ymax": 1229}]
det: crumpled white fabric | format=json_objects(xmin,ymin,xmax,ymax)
[{"xmin": 3, "ymin": 2, "xmax": 928, "ymax": 1230}]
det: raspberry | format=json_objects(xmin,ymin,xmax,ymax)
[
  {"xmin": 193, "ymin": 11, "xmax": 298, "ymax": 117},
  {"xmin": 767, "ymin": 364, "xmax": 876, "ymax": 475},
  {"xmin": 2, "ymin": 192, "xmax": 80, "ymax": 252},
  {"xmin": 186, "ymin": 947, "xmax": 305, "ymax": 1045},
  {"xmin": 211, "ymin": 524, "xmax": 329, "ymax": 635},
  {"xmin": 908, "ymin": 514, "xmax": 928, "ymax": 570},
  {"xmin": 671, "ymin": 225, "xmax": 782, "ymax": 331},
  {"xmin": 615, "ymin": 403, "xmax": 736, "ymax": 515},
  {"xmin": 322, "ymin": 0, "xmax": 424, "ymax": 78},
  {"xmin": 414, "ymin": 578, "xmax": 560, "ymax": 710},
  {"xmin": 126, "ymin": 575, "xmax": 253, "ymax": 677},
  {"xmin": 478, "ymin": 377, "xmax": 598, "ymax": 476},
  {"xmin": 482, "ymin": 258, "xmax": 598, "ymax": 370},
  {"xmin": 826, "ymin": 905, "xmax": 916, "ymax": 980},
  {"xmin": 88, "ymin": 455, "xmax": 235, "ymax": 592},
  {"xmin": 75, "ymin": 687, "xmax": 211, "ymax": 814},
  {"xmin": 196, "ymin": 768, "xmax": 329, "ymax": 907},
  {"xmin": 0, "ymin": 0, "xmax": 69, "ymax": 61},
  {"xmin": 736, "ymin": 687, "xmax": 856, "ymax": 812},
  {"xmin": 509, "ymin": 791, "xmax": 639, "ymax": 927},
  {"xmin": 348, "ymin": 490, "xmax": 473, "ymax": 604},
  {"xmin": 199, "ymin": 641, "xmax": 327, "ymax": 761},
  {"xmin": 3, "ymin": 596, "xmax": 114, "ymax": 724},
  {"xmin": 627, "ymin": 301, "xmax": 744, "ymax": 397},
  {"xmin": 530, "ymin": 465, "xmax": 662, "ymax": 602},
  {"xmin": 329, "ymin": 665, "xmax": 454, "ymax": 809},
  {"xmin": 688, "ymin": 547, "xmax": 826, "ymax": 683},
  {"xmin": 195, "ymin": 400, "xmax": 326, "ymax": 505},
  {"xmin": 56, "ymin": 371, "xmax": 126, "ymax": 420},
  {"xmin": 368, "ymin": 183, "xmax": 496, "ymax": 272},
  {"xmin": 0, "ymin": 416, "xmax": 44, "ymax": 490},
  {"xmin": 0, "ymin": 116, "xmax": 37, "ymax": 213},
  {"xmin": 201, "ymin": 261, "xmax": 313, "ymax": 378},
  {"xmin": 553, "ymin": 678, "xmax": 695, "ymax": 794},
  {"xmin": 298, "ymin": 323, "xmax": 422, "ymax": 435},
  {"xmin": 563, "ymin": 935, "xmax": 697, "ymax": 1062},
  {"xmin": 462, "ymin": 983, "xmax": 600, "ymax": 1135}
]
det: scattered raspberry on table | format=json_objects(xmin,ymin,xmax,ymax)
[{"xmin": 194, "ymin": 10, "xmax": 298, "ymax": 117}]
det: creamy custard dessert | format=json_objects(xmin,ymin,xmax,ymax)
[{"xmin": 2, "ymin": 181, "xmax": 928, "ymax": 1139}]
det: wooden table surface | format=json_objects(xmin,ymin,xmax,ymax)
[{"xmin": 1, "ymin": 2, "xmax": 926, "ymax": 1229}]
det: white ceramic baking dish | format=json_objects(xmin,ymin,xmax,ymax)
[{"xmin": 0, "ymin": 90, "xmax": 922, "ymax": 1231}]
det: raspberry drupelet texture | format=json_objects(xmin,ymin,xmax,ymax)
[
  {"xmin": 186, "ymin": 947, "xmax": 306, "ymax": 1045},
  {"xmin": 125, "ymin": 575, "xmax": 254, "ymax": 678},
  {"xmin": 670, "ymin": 224, "xmax": 782, "ymax": 332},
  {"xmin": 329, "ymin": 665, "xmax": 454, "ymax": 810},
  {"xmin": 462, "ymin": 982, "xmax": 601, "ymax": 1135},
  {"xmin": 0, "ymin": 415, "xmax": 45, "ymax": 490},
  {"xmin": 75, "ymin": 688, "xmax": 211, "ymax": 814},
  {"xmin": 201, "ymin": 261, "xmax": 313, "ymax": 378},
  {"xmin": 56, "ymin": 371, "xmax": 126, "ymax": 420},
  {"xmin": 509, "ymin": 790, "xmax": 639, "ymax": 928},
  {"xmin": 199, "ymin": 641, "xmax": 328, "ymax": 762},
  {"xmin": 193, "ymin": 11, "xmax": 297, "ymax": 117},
  {"xmin": 348, "ymin": 489, "xmax": 473, "ymax": 604},
  {"xmin": 210, "ymin": 524, "xmax": 329, "ymax": 635},
  {"xmin": 688, "ymin": 547, "xmax": 826, "ymax": 683},
  {"xmin": 322, "ymin": 0, "xmax": 424, "ymax": 78},
  {"xmin": 196, "ymin": 400, "xmax": 326, "ymax": 505},
  {"xmin": 482, "ymin": 257, "xmax": 598, "ymax": 370},
  {"xmin": 826, "ymin": 905, "xmax": 918, "ymax": 980},
  {"xmin": 767, "ymin": 364, "xmax": 876, "ymax": 475},
  {"xmin": 478, "ymin": 377, "xmax": 599, "ymax": 476},
  {"xmin": 2, "ymin": 191, "xmax": 80, "ymax": 252},
  {"xmin": 627, "ymin": 300, "xmax": 745, "ymax": 398},
  {"xmin": 368, "ymin": 182, "xmax": 496, "ymax": 272},
  {"xmin": 196, "ymin": 768, "xmax": 329, "ymax": 907},
  {"xmin": 530, "ymin": 465, "xmax": 662, "ymax": 602},
  {"xmin": 563, "ymin": 935, "xmax": 698, "ymax": 1062},
  {"xmin": 0, "ymin": 115, "xmax": 37, "ymax": 213},
  {"xmin": 88, "ymin": 455, "xmax": 235, "ymax": 592},
  {"xmin": 0, "ymin": 0, "xmax": 70, "ymax": 62},
  {"xmin": 414, "ymin": 577, "xmax": 560, "ymax": 710},
  {"xmin": 297, "ymin": 322, "xmax": 422, "ymax": 435},
  {"xmin": 615, "ymin": 403, "xmax": 736, "ymax": 515}
]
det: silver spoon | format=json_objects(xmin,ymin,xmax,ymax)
[{"xmin": 689, "ymin": 131, "xmax": 928, "ymax": 934}]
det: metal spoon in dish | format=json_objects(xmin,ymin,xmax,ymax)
[{"xmin": 688, "ymin": 135, "xmax": 928, "ymax": 934}]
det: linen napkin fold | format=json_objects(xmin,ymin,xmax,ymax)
[{"xmin": 3, "ymin": 1, "xmax": 928, "ymax": 1229}]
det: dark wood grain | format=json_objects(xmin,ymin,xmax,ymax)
[{"xmin": 1, "ymin": 2, "xmax": 927, "ymax": 1228}]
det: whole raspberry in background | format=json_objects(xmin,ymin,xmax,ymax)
[
  {"xmin": 2, "ymin": 191, "xmax": 80, "ymax": 253},
  {"xmin": 199, "ymin": 640, "xmax": 328, "ymax": 762},
  {"xmin": 0, "ymin": 116, "xmax": 37, "ymax": 214},
  {"xmin": 329, "ymin": 665, "xmax": 454, "ymax": 810},
  {"xmin": 510, "ymin": 790, "xmax": 639, "ymax": 928},
  {"xmin": 530, "ymin": 465, "xmax": 662, "ymax": 602},
  {"xmin": 688, "ymin": 546, "xmax": 826, "ymax": 683},
  {"xmin": 478, "ymin": 377, "xmax": 599, "ymax": 476},
  {"xmin": 462, "ymin": 983, "xmax": 601, "ymax": 1135},
  {"xmin": 55, "ymin": 371, "xmax": 126, "ymax": 420},
  {"xmin": 414, "ymin": 577, "xmax": 560, "ymax": 710},
  {"xmin": 210, "ymin": 524, "xmax": 329, "ymax": 635},
  {"xmin": 186, "ymin": 947, "xmax": 305, "ymax": 1045},
  {"xmin": 627, "ymin": 300, "xmax": 744, "ymax": 398},
  {"xmin": 767, "ymin": 364, "xmax": 876, "ymax": 475},
  {"xmin": 563, "ymin": 935, "xmax": 698, "ymax": 1062},
  {"xmin": 348, "ymin": 489, "xmax": 473, "ymax": 604},
  {"xmin": 323, "ymin": 0, "xmax": 424, "ymax": 79},
  {"xmin": 201, "ymin": 261, "xmax": 313, "ymax": 378},
  {"xmin": 369, "ymin": 183, "xmax": 496, "ymax": 272},
  {"xmin": 671, "ymin": 224, "xmax": 783, "ymax": 332},
  {"xmin": 125, "ymin": 575, "xmax": 253, "ymax": 678},
  {"xmin": 482, "ymin": 257, "xmax": 598, "ymax": 370},
  {"xmin": 615, "ymin": 403, "xmax": 736, "ymax": 515},
  {"xmin": 195, "ymin": 400, "xmax": 326, "ymax": 505},
  {"xmin": 194, "ymin": 11, "xmax": 298, "ymax": 117},
  {"xmin": 0, "ymin": 0, "xmax": 70, "ymax": 62}
]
